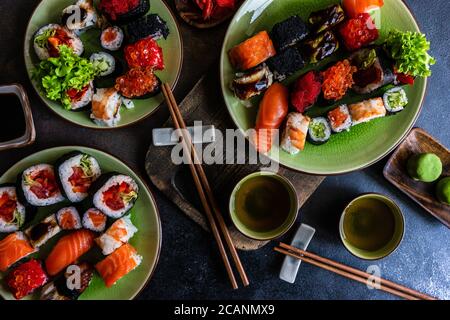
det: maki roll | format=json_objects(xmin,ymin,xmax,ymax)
[
  {"xmin": 303, "ymin": 31, "xmax": 339, "ymax": 64},
  {"xmin": 290, "ymin": 71, "xmax": 322, "ymax": 113},
  {"xmin": 62, "ymin": 0, "xmax": 98, "ymax": 33},
  {"xmin": 115, "ymin": 67, "xmax": 161, "ymax": 99},
  {"xmin": 308, "ymin": 4, "xmax": 346, "ymax": 34},
  {"xmin": 231, "ymin": 64, "xmax": 273, "ymax": 100},
  {"xmin": 0, "ymin": 185, "xmax": 29, "ymax": 233},
  {"xmin": 91, "ymin": 173, "xmax": 139, "ymax": 219},
  {"xmin": 383, "ymin": 87, "xmax": 408, "ymax": 113},
  {"xmin": 281, "ymin": 112, "xmax": 311, "ymax": 155},
  {"xmin": 348, "ymin": 97, "xmax": 386, "ymax": 126},
  {"xmin": 6, "ymin": 259, "xmax": 48, "ymax": 300},
  {"xmin": 267, "ymin": 47, "xmax": 306, "ymax": 82},
  {"xmin": 56, "ymin": 152, "xmax": 102, "ymax": 203},
  {"xmin": 82, "ymin": 208, "xmax": 107, "ymax": 232},
  {"xmin": 100, "ymin": 26, "xmax": 124, "ymax": 51},
  {"xmin": 33, "ymin": 24, "xmax": 84, "ymax": 60},
  {"xmin": 67, "ymin": 82, "xmax": 94, "ymax": 111},
  {"xmin": 127, "ymin": 14, "xmax": 170, "ymax": 43},
  {"xmin": 90, "ymin": 52, "xmax": 116, "ymax": 77},
  {"xmin": 327, "ymin": 104, "xmax": 352, "ymax": 133},
  {"xmin": 0, "ymin": 232, "xmax": 35, "ymax": 272},
  {"xmin": 124, "ymin": 37, "xmax": 164, "ymax": 70},
  {"xmin": 90, "ymin": 88, "xmax": 122, "ymax": 127},
  {"xmin": 308, "ymin": 117, "xmax": 332, "ymax": 145},
  {"xmin": 25, "ymin": 214, "xmax": 61, "ymax": 248},
  {"xmin": 95, "ymin": 215, "xmax": 138, "ymax": 255},
  {"xmin": 270, "ymin": 15, "xmax": 309, "ymax": 51},
  {"xmin": 98, "ymin": 0, "xmax": 150, "ymax": 25},
  {"xmin": 18, "ymin": 164, "xmax": 65, "ymax": 207},
  {"xmin": 56, "ymin": 207, "xmax": 82, "ymax": 230}
]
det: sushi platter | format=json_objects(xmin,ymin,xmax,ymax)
[
  {"xmin": 24, "ymin": 0, "xmax": 182, "ymax": 129},
  {"xmin": 0, "ymin": 146, "xmax": 161, "ymax": 300}
]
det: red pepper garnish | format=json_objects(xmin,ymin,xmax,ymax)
[
  {"xmin": 28, "ymin": 169, "xmax": 59, "ymax": 199},
  {"xmin": 68, "ymin": 166, "xmax": 93, "ymax": 193},
  {"xmin": 6, "ymin": 260, "xmax": 48, "ymax": 300},
  {"xmin": 394, "ymin": 70, "xmax": 415, "ymax": 85},
  {"xmin": 0, "ymin": 193, "xmax": 17, "ymax": 223}
]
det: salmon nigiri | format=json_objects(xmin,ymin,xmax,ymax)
[
  {"xmin": 95, "ymin": 243, "xmax": 142, "ymax": 288},
  {"xmin": 342, "ymin": 0, "xmax": 384, "ymax": 17},
  {"xmin": 0, "ymin": 232, "xmax": 35, "ymax": 272},
  {"xmin": 45, "ymin": 229, "xmax": 95, "ymax": 276}
]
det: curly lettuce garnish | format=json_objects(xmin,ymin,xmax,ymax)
[
  {"xmin": 80, "ymin": 155, "xmax": 94, "ymax": 178},
  {"xmin": 120, "ymin": 191, "xmax": 138, "ymax": 204},
  {"xmin": 34, "ymin": 28, "xmax": 55, "ymax": 48}
]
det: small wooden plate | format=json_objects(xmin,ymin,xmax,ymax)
[{"xmin": 383, "ymin": 128, "xmax": 450, "ymax": 228}]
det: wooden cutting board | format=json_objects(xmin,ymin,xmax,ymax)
[{"xmin": 145, "ymin": 68, "xmax": 324, "ymax": 250}]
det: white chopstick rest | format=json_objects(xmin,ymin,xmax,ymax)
[
  {"xmin": 152, "ymin": 125, "xmax": 216, "ymax": 146},
  {"xmin": 279, "ymin": 224, "xmax": 316, "ymax": 284}
]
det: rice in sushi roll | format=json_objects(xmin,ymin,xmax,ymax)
[
  {"xmin": 90, "ymin": 52, "xmax": 116, "ymax": 77},
  {"xmin": 281, "ymin": 112, "xmax": 311, "ymax": 155},
  {"xmin": 95, "ymin": 215, "xmax": 137, "ymax": 255},
  {"xmin": 349, "ymin": 97, "xmax": 386, "ymax": 126},
  {"xmin": 127, "ymin": 14, "xmax": 170, "ymax": 43},
  {"xmin": 91, "ymin": 173, "xmax": 139, "ymax": 218},
  {"xmin": 100, "ymin": 26, "xmax": 124, "ymax": 51},
  {"xmin": 270, "ymin": 15, "xmax": 309, "ymax": 51},
  {"xmin": 67, "ymin": 82, "xmax": 94, "ymax": 111},
  {"xmin": 56, "ymin": 152, "xmax": 101, "ymax": 203},
  {"xmin": 25, "ymin": 214, "xmax": 61, "ymax": 248},
  {"xmin": 307, "ymin": 117, "xmax": 331, "ymax": 145},
  {"xmin": 90, "ymin": 88, "xmax": 122, "ymax": 127},
  {"xmin": 267, "ymin": 47, "xmax": 306, "ymax": 82},
  {"xmin": 327, "ymin": 104, "xmax": 352, "ymax": 133},
  {"xmin": 98, "ymin": 0, "xmax": 150, "ymax": 25},
  {"xmin": 62, "ymin": 0, "xmax": 98, "ymax": 33},
  {"xmin": 383, "ymin": 87, "xmax": 408, "ymax": 113},
  {"xmin": 56, "ymin": 207, "xmax": 82, "ymax": 230},
  {"xmin": 0, "ymin": 185, "xmax": 30, "ymax": 233},
  {"xmin": 18, "ymin": 164, "xmax": 65, "ymax": 207},
  {"xmin": 33, "ymin": 24, "xmax": 84, "ymax": 60},
  {"xmin": 82, "ymin": 208, "xmax": 107, "ymax": 232}
]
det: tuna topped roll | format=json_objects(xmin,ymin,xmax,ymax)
[
  {"xmin": 56, "ymin": 152, "xmax": 101, "ymax": 203},
  {"xmin": 18, "ymin": 164, "xmax": 64, "ymax": 207},
  {"xmin": 92, "ymin": 173, "xmax": 139, "ymax": 218},
  {"xmin": 0, "ymin": 185, "xmax": 29, "ymax": 233}
]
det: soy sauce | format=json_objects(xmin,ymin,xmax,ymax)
[{"xmin": 0, "ymin": 94, "xmax": 26, "ymax": 142}]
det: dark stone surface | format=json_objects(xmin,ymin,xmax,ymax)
[{"xmin": 0, "ymin": 0, "xmax": 449, "ymax": 300}]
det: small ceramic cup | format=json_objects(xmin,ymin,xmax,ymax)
[
  {"xmin": 339, "ymin": 193, "xmax": 405, "ymax": 260},
  {"xmin": 229, "ymin": 171, "xmax": 299, "ymax": 241},
  {"xmin": 0, "ymin": 84, "xmax": 36, "ymax": 151}
]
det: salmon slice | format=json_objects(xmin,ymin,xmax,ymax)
[
  {"xmin": 45, "ymin": 230, "xmax": 95, "ymax": 276},
  {"xmin": 0, "ymin": 232, "xmax": 35, "ymax": 272},
  {"xmin": 95, "ymin": 243, "xmax": 142, "ymax": 288},
  {"xmin": 89, "ymin": 211, "xmax": 106, "ymax": 229},
  {"xmin": 59, "ymin": 211, "xmax": 78, "ymax": 229}
]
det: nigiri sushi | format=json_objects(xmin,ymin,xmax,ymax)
[
  {"xmin": 95, "ymin": 215, "xmax": 138, "ymax": 255},
  {"xmin": 6, "ymin": 259, "xmax": 48, "ymax": 300},
  {"xmin": 281, "ymin": 112, "xmax": 311, "ymax": 155},
  {"xmin": 95, "ymin": 243, "xmax": 142, "ymax": 288},
  {"xmin": 25, "ymin": 214, "xmax": 61, "ymax": 248},
  {"xmin": 82, "ymin": 208, "xmax": 107, "ymax": 232},
  {"xmin": 0, "ymin": 232, "xmax": 35, "ymax": 272},
  {"xmin": 45, "ymin": 229, "xmax": 95, "ymax": 276}
]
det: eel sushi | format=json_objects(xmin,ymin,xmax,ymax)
[
  {"xmin": 281, "ymin": 112, "xmax": 311, "ymax": 155},
  {"xmin": 40, "ymin": 262, "xmax": 94, "ymax": 300},
  {"xmin": 308, "ymin": 4, "xmax": 346, "ymax": 34},
  {"xmin": 100, "ymin": 26, "xmax": 124, "ymax": 51},
  {"xmin": 25, "ymin": 214, "xmax": 61, "ymax": 248},
  {"xmin": 267, "ymin": 47, "xmax": 306, "ymax": 81},
  {"xmin": 67, "ymin": 82, "xmax": 94, "ymax": 111},
  {"xmin": 127, "ymin": 14, "xmax": 170, "ymax": 43},
  {"xmin": 95, "ymin": 243, "xmax": 142, "ymax": 288},
  {"xmin": 0, "ymin": 185, "xmax": 31, "ymax": 233},
  {"xmin": 230, "ymin": 64, "xmax": 273, "ymax": 100},
  {"xmin": 33, "ymin": 24, "xmax": 84, "ymax": 60},
  {"xmin": 62, "ymin": 0, "xmax": 98, "ymax": 33},
  {"xmin": 270, "ymin": 15, "xmax": 309, "ymax": 51},
  {"xmin": 327, "ymin": 104, "xmax": 352, "ymax": 133},
  {"xmin": 56, "ymin": 207, "xmax": 82, "ymax": 230},
  {"xmin": 348, "ymin": 97, "xmax": 386, "ymax": 126},
  {"xmin": 6, "ymin": 259, "xmax": 48, "ymax": 300},
  {"xmin": 303, "ymin": 30, "xmax": 339, "ymax": 64},
  {"xmin": 98, "ymin": 0, "xmax": 150, "ymax": 25},
  {"xmin": 56, "ymin": 152, "xmax": 101, "ymax": 203},
  {"xmin": 82, "ymin": 208, "xmax": 107, "ymax": 232},
  {"xmin": 95, "ymin": 215, "xmax": 138, "ymax": 255},
  {"xmin": 18, "ymin": 164, "xmax": 65, "ymax": 207},
  {"xmin": 45, "ymin": 229, "xmax": 95, "ymax": 276},
  {"xmin": 228, "ymin": 31, "xmax": 276, "ymax": 71},
  {"xmin": 0, "ymin": 232, "xmax": 35, "ymax": 272},
  {"xmin": 91, "ymin": 173, "xmax": 139, "ymax": 219},
  {"xmin": 90, "ymin": 88, "xmax": 122, "ymax": 127}
]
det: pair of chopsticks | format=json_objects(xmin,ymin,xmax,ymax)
[
  {"xmin": 275, "ymin": 243, "xmax": 436, "ymax": 300},
  {"xmin": 161, "ymin": 83, "xmax": 249, "ymax": 289}
]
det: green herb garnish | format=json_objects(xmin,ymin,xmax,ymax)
[
  {"xmin": 80, "ymin": 154, "xmax": 94, "ymax": 178},
  {"xmin": 34, "ymin": 29, "xmax": 55, "ymax": 48},
  {"xmin": 120, "ymin": 191, "xmax": 138, "ymax": 204}
]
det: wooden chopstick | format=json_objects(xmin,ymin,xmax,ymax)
[
  {"xmin": 161, "ymin": 83, "xmax": 249, "ymax": 289},
  {"xmin": 275, "ymin": 244, "xmax": 436, "ymax": 300}
]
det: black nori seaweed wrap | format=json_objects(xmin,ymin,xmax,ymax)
[
  {"xmin": 126, "ymin": 13, "xmax": 170, "ymax": 43},
  {"xmin": 267, "ymin": 47, "xmax": 306, "ymax": 81},
  {"xmin": 100, "ymin": 0, "xmax": 150, "ymax": 25},
  {"xmin": 0, "ymin": 183, "xmax": 37, "ymax": 228},
  {"xmin": 270, "ymin": 15, "xmax": 309, "ymax": 51}
]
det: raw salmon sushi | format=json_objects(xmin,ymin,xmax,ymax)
[
  {"xmin": 95, "ymin": 243, "xmax": 142, "ymax": 288},
  {"xmin": 45, "ymin": 229, "xmax": 95, "ymax": 276},
  {"xmin": 82, "ymin": 208, "xmax": 107, "ymax": 232},
  {"xmin": 0, "ymin": 232, "xmax": 35, "ymax": 272},
  {"xmin": 95, "ymin": 215, "xmax": 137, "ymax": 255}
]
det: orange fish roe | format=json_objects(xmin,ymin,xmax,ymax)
[{"xmin": 321, "ymin": 60, "xmax": 356, "ymax": 101}]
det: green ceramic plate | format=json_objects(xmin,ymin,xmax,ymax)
[
  {"xmin": 0, "ymin": 146, "xmax": 161, "ymax": 300},
  {"xmin": 24, "ymin": 0, "xmax": 183, "ymax": 129},
  {"xmin": 220, "ymin": 0, "xmax": 427, "ymax": 175}
]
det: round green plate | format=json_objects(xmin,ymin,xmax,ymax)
[
  {"xmin": 220, "ymin": 0, "xmax": 427, "ymax": 175},
  {"xmin": 24, "ymin": 0, "xmax": 183, "ymax": 129},
  {"xmin": 0, "ymin": 146, "xmax": 161, "ymax": 300}
]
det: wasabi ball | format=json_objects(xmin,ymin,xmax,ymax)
[
  {"xmin": 436, "ymin": 177, "xmax": 450, "ymax": 205},
  {"xmin": 407, "ymin": 153, "xmax": 442, "ymax": 182}
]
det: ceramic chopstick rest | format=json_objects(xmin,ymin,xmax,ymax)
[{"xmin": 152, "ymin": 125, "xmax": 216, "ymax": 146}]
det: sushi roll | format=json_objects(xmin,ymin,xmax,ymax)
[
  {"xmin": 61, "ymin": 0, "xmax": 97, "ymax": 33},
  {"xmin": 0, "ymin": 232, "xmax": 35, "ymax": 272},
  {"xmin": 281, "ymin": 112, "xmax": 311, "ymax": 155},
  {"xmin": 349, "ymin": 97, "xmax": 387, "ymax": 126},
  {"xmin": 0, "ymin": 185, "xmax": 30, "ymax": 233},
  {"xmin": 327, "ymin": 104, "xmax": 352, "ymax": 133},
  {"xmin": 303, "ymin": 30, "xmax": 339, "ymax": 64},
  {"xmin": 40, "ymin": 262, "xmax": 94, "ymax": 300},
  {"xmin": 115, "ymin": 66, "xmax": 161, "ymax": 99},
  {"xmin": 98, "ymin": 0, "xmax": 150, "ymax": 25},
  {"xmin": 383, "ymin": 87, "xmax": 408, "ymax": 113},
  {"xmin": 66, "ymin": 82, "xmax": 94, "ymax": 111},
  {"xmin": 90, "ymin": 52, "xmax": 116, "ymax": 77},
  {"xmin": 82, "ymin": 208, "xmax": 107, "ymax": 232},
  {"xmin": 95, "ymin": 243, "xmax": 142, "ymax": 287},
  {"xmin": 100, "ymin": 26, "xmax": 124, "ymax": 51},
  {"xmin": 267, "ymin": 47, "xmax": 305, "ymax": 82},
  {"xmin": 33, "ymin": 24, "xmax": 84, "ymax": 60},
  {"xmin": 127, "ymin": 14, "xmax": 170, "ymax": 43},
  {"xmin": 90, "ymin": 88, "xmax": 122, "ymax": 127},
  {"xmin": 6, "ymin": 259, "xmax": 48, "ymax": 300},
  {"xmin": 95, "ymin": 215, "xmax": 138, "ymax": 255},
  {"xmin": 307, "ymin": 117, "xmax": 332, "ymax": 145},
  {"xmin": 55, "ymin": 152, "xmax": 102, "ymax": 203},
  {"xmin": 25, "ymin": 214, "xmax": 61, "ymax": 248},
  {"xmin": 270, "ymin": 15, "xmax": 309, "ymax": 51},
  {"xmin": 56, "ymin": 207, "xmax": 82, "ymax": 230},
  {"xmin": 91, "ymin": 173, "xmax": 139, "ymax": 218},
  {"xmin": 18, "ymin": 164, "xmax": 65, "ymax": 207},
  {"xmin": 231, "ymin": 64, "xmax": 273, "ymax": 100}
]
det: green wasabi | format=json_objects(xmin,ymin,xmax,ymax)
[
  {"xmin": 436, "ymin": 177, "xmax": 450, "ymax": 205},
  {"xmin": 407, "ymin": 153, "xmax": 442, "ymax": 183}
]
